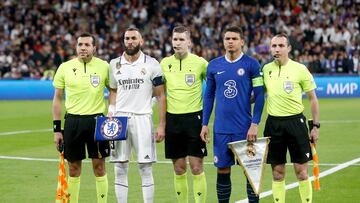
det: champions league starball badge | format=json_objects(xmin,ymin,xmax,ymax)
[{"xmin": 101, "ymin": 117, "xmax": 122, "ymax": 139}]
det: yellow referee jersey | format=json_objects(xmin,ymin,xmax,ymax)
[
  {"xmin": 53, "ymin": 57, "xmax": 109, "ymax": 115},
  {"xmin": 160, "ymin": 53, "xmax": 207, "ymax": 114},
  {"xmin": 263, "ymin": 59, "xmax": 316, "ymax": 116}
]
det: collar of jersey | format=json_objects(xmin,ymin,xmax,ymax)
[
  {"xmin": 120, "ymin": 51, "xmax": 145, "ymax": 65},
  {"xmin": 225, "ymin": 52, "xmax": 244, "ymax": 63},
  {"xmin": 77, "ymin": 57, "xmax": 95, "ymax": 64}
]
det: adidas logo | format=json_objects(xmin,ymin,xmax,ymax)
[{"xmin": 144, "ymin": 155, "xmax": 150, "ymax": 159}]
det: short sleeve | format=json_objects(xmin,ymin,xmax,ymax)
[
  {"xmin": 201, "ymin": 57, "xmax": 208, "ymax": 80},
  {"xmin": 104, "ymin": 61, "xmax": 110, "ymax": 88},
  {"xmin": 109, "ymin": 59, "xmax": 118, "ymax": 89},
  {"xmin": 151, "ymin": 58, "xmax": 163, "ymax": 79},
  {"xmin": 300, "ymin": 66, "xmax": 317, "ymax": 92},
  {"xmin": 53, "ymin": 64, "xmax": 65, "ymax": 89}
]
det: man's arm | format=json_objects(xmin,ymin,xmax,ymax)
[
  {"xmin": 52, "ymin": 88, "xmax": 64, "ymax": 150},
  {"xmin": 306, "ymin": 89, "xmax": 320, "ymax": 146},
  {"xmin": 108, "ymin": 88, "xmax": 117, "ymax": 116},
  {"xmin": 200, "ymin": 69, "xmax": 215, "ymax": 143},
  {"xmin": 153, "ymin": 84, "xmax": 166, "ymax": 143},
  {"xmin": 247, "ymin": 86, "xmax": 265, "ymax": 142}
]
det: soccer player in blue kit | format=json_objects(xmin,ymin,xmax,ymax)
[{"xmin": 200, "ymin": 26, "xmax": 265, "ymax": 203}]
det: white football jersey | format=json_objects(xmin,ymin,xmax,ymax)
[{"xmin": 109, "ymin": 52, "xmax": 163, "ymax": 114}]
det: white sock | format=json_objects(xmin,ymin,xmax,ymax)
[
  {"xmin": 114, "ymin": 162, "xmax": 129, "ymax": 203},
  {"xmin": 139, "ymin": 163, "xmax": 154, "ymax": 203}
]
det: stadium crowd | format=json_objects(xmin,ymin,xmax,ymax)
[{"xmin": 1, "ymin": 0, "xmax": 360, "ymax": 80}]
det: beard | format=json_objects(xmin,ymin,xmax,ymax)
[{"xmin": 125, "ymin": 44, "xmax": 141, "ymax": 56}]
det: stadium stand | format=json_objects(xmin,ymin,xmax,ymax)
[{"xmin": 0, "ymin": 0, "xmax": 359, "ymax": 79}]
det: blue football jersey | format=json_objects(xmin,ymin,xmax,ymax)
[{"xmin": 203, "ymin": 54, "xmax": 263, "ymax": 134}]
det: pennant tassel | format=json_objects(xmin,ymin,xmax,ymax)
[{"xmin": 56, "ymin": 152, "xmax": 69, "ymax": 203}]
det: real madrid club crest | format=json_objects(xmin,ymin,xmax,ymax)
[
  {"xmin": 283, "ymin": 81, "xmax": 294, "ymax": 94},
  {"xmin": 101, "ymin": 117, "xmax": 122, "ymax": 139},
  {"xmin": 246, "ymin": 142, "xmax": 256, "ymax": 158},
  {"xmin": 116, "ymin": 61, "xmax": 122, "ymax": 69},
  {"xmin": 185, "ymin": 74, "xmax": 195, "ymax": 86},
  {"xmin": 116, "ymin": 61, "xmax": 122, "ymax": 74},
  {"xmin": 90, "ymin": 75, "xmax": 100, "ymax": 87},
  {"xmin": 141, "ymin": 68, "xmax": 146, "ymax": 75}
]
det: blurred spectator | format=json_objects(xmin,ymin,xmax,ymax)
[{"xmin": 352, "ymin": 51, "xmax": 360, "ymax": 74}]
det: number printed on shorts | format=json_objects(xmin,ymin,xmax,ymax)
[{"xmin": 224, "ymin": 80, "xmax": 238, "ymax": 98}]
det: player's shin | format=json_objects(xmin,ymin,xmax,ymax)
[
  {"xmin": 299, "ymin": 179, "xmax": 312, "ymax": 203},
  {"xmin": 246, "ymin": 179, "xmax": 259, "ymax": 203},
  {"xmin": 139, "ymin": 163, "xmax": 154, "ymax": 203},
  {"xmin": 272, "ymin": 180, "xmax": 285, "ymax": 203},
  {"xmin": 216, "ymin": 173, "xmax": 231, "ymax": 203},
  {"xmin": 174, "ymin": 172, "xmax": 189, "ymax": 203},
  {"xmin": 68, "ymin": 176, "xmax": 80, "ymax": 203},
  {"xmin": 114, "ymin": 162, "xmax": 129, "ymax": 203},
  {"xmin": 193, "ymin": 172, "xmax": 207, "ymax": 203},
  {"xmin": 96, "ymin": 174, "xmax": 108, "ymax": 203}
]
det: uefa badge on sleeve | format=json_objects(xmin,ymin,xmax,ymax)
[{"xmin": 95, "ymin": 116, "xmax": 128, "ymax": 141}]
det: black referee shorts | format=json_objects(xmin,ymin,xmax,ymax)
[
  {"xmin": 63, "ymin": 113, "xmax": 110, "ymax": 162},
  {"xmin": 165, "ymin": 111, "xmax": 207, "ymax": 159},
  {"xmin": 264, "ymin": 113, "xmax": 312, "ymax": 164}
]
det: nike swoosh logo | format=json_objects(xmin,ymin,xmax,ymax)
[{"xmin": 217, "ymin": 71, "xmax": 225, "ymax": 75}]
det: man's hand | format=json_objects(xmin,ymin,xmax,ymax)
[
  {"xmin": 200, "ymin": 125, "xmax": 210, "ymax": 143},
  {"xmin": 155, "ymin": 124, "xmax": 165, "ymax": 143},
  {"xmin": 107, "ymin": 112, "xmax": 114, "ymax": 117},
  {"xmin": 246, "ymin": 123, "xmax": 258, "ymax": 142},
  {"xmin": 310, "ymin": 127, "xmax": 319, "ymax": 147},
  {"xmin": 54, "ymin": 132, "xmax": 64, "ymax": 152}
]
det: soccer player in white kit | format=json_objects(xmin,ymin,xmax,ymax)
[{"xmin": 107, "ymin": 27, "xmax": 166, "ymax": 203}]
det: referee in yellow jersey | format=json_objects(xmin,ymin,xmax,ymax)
[
  {"xmin": 160, "ymin": 26, "xmax": 208, "ymax": 203},
  {"xmin": 52, "ymin": 33, "xmax": 110, "ymax": 203},
  {"xmin": 263, "ymin": 33, "xmax": 320, "ymax": 203}
]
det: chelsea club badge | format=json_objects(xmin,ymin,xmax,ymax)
[{"xmin": 95, "ymin": 117, "xmax": 128, "ymax": 141}]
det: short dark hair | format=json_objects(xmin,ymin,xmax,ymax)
[
  {"xmin": 77, "ymin": 32, "xmax": 96, "ymax": 46},
  {"xmin": 124, "ymin": 27, "xmax": 142, "ymax": 38},
  {"xmin": 172, "ymin": 25, "xmax": 191, "ymax": 38},
  {"xmin": 273, "ymin": 33, "xmax": 290, "ymax": 46},
  {"xmin": 224, "ymin": 26, "xmax": 244, "ymax": 39},
  {"xmin": 126, "ymin": 27, "xmax": 140, "ymax": 32}
]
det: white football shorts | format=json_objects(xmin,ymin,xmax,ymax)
[{"xmin": 109, "ymin": 112, "xmax": 156, "ymax": 163}]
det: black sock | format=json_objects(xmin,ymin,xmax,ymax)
[
  {"xmin": 247, "ymin": 179, "xmax": 259, "ymax": 203},
  {"xmin": 217, "ymin": 173, "xmax": 231, "ymax": 203}
]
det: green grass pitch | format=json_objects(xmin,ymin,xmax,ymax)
[{"xmin": 0, "ymin": 98, "xmax": 359, "ymax": 202}]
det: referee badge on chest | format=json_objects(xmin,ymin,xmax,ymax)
[
  {"xmin": 283, "ymin": 81, "xmax": 294, "ymax": 93},
  {"xmin": 90, "ymin": 75, "xmax": 100, "ymax": 87},
  {"xmin": 185, "ymin": 74, "xmax": 195, "ymax": 86}
]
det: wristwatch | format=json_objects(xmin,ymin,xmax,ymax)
[{"xmin": 313, "ymin": 122, "xmax": 320, "ymax": 129}]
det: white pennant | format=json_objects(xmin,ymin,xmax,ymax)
[{"xmin": 228, "ymin": 137, "xmax": 270, "ymax": 195}]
